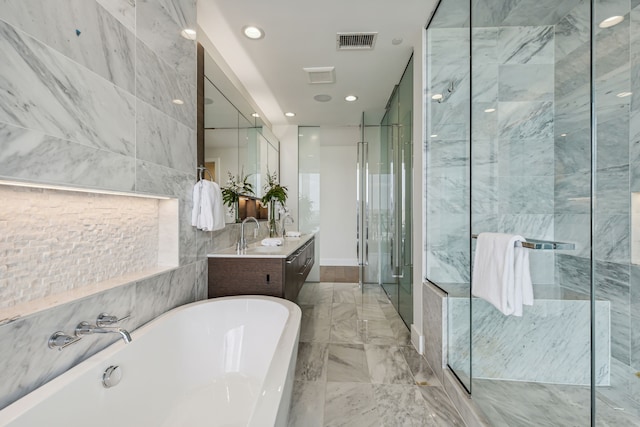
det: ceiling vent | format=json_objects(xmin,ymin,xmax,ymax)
[
  {"xmin": 336, "ymin": 32, "xmax": 378, "ymax": 50},
  {"xmin": 303, "ymin": 66, "xmax": 335, "ymax": 84}
]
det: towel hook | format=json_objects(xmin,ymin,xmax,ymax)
[{"xmin": 197, "ymin": 165, "xmax": 214, "ymax": 181}]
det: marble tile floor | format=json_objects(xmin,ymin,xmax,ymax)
[
  {"xmin": 288, "ymin": 282, "xmax": 466, "ymax": 427},
  {"xmin": 472, "ymin": 378, "xmax": 640, "ymax": 427}
]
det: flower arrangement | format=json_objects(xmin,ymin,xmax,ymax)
[
  {"xmin": 261, "ymin": 171, "xmax": 288, "ymax": 236},
  {"xmin": 261, "ymin": 171, "xmax": 288, "ymax": 207},
  {"xmin": 221, "ymin": 170, "xmax": 254, "ymax": 222}
]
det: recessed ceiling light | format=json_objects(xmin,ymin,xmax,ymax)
[
  {"xmin": 180, "ymin": 28, "xmax": 196, "ymax": 40},
  {"xmin": 314, "ymin": 94, "xmax": 332, "ymax": 102},
  {"xmin": 431, "ymin": 94, "xmax": 443, "ymax": 100},
  {"xmin": 172, "ymin": 99, "xmax": 184, "ymax": 105},
  {"xmin": 251, "ymin": 113, "xmax": 260, "ymax": 117},
  {"xmin": 484, "ymin": 108, "xmax": 496, "ymax": 113},
  {"xmin": 345, "ymin": 95, "xmax": 358, "ymax": 102},
  {"xmin": 599, "ymin": 16, "xmax": 624, "ymax": 28},
  {"xmin": 430, "ymin": 134, "xmax": 438, "ymax": 138},
  {"xmin": 560, "ymin": 133, "xmax": 567, "ymax": 137},
  {"xmin": 285, "ymin": 112, "xmax": 296, "ymax": 117},
  {"xmin": 617, "ymin": 91, "xmax": 632, "ymax": 98},
  {"xmin": 243, "ymin": 25, "xmax": 264, "ymax": 40}
]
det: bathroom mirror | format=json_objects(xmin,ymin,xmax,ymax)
[{"xmin": 202, "ymin": 50, "xmax": 280, "ymax": 222}]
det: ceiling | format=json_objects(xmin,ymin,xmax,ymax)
[{"xmin": 198, "ymin": 0, "xmax": 439, "ymax": 128}]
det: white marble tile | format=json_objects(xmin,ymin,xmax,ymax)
[
  {"xmin": 134, "ymin": 264, "xmax": 196, "ymax": 327},
  {"xmin": 554, "ymin": 1, "xmax": 590, "ymax": 61},
  {"xmin": 96, "ymin": 0, "xmax": 136, "ymax": 32},
  {"xmin": 324, "ymin": 382, "xmax": 381, "ymax": 427},
  {"xmin": 136, "ymin": 99, "xmax": 196, "ymax": 174},
  {"xmin": 501, "ymin": 0, "xmax": 581, "ymax": 27},
  {"xmin": 498, "ymin": 64, "xmax": 554, "ymax": 101},
  {"xmin": 0, "ymin": 0, "xmax": 136, "ymax": 92},
  {"xmin": 299, "ymin": 304, "xmax": 332, "ymax": 343},
  {"xmin": 400, "ymin": 346, "xmax": 440, "ymax": 387},
  {"xmin": 193, "ymin": 260, "xmax": 207, "ymax": 301},
  {"xmin": 594, "ymin": 214, "xmax": 631, "ymax": 264},
  {"xmin": 365, "ymin": 345, "xmax": 414, "ymax": 385},
  {"xmin": 448, "ymin": 296, "xmax": 611, "ymax": 385},
  {"xmin": 498, "ymin": 26, "xmax": 554, "ymax": 65},
  {"xmin": 327, "ymin": 344, "xmax": 370, "ymax": 383},
  {"xmin": 498, "ymin": 101, "xmax": 554, "ymax": 140},
  {"xmin": 295, "ymin": 342, "xmax": 328, "ymax": 382},
  {"xmin": 135, "ymin": 39, "xmax": 195, "ymax": 130},
  {"xmin": 422, "ymin": 283, "xmax": 447, "ymax": 384},
  {"xmin": 136, "ymin": 0, "xmax": 196, "ymax": 77},
  {"xmin": 371, "ymin": 384, "xmax": 435, "ymax": 427},
  {"xmin": 0, "ymin": 20, "xmax": 136, "ymax": 156},
  {"xmin": 288, "ymin": 381, "xmax": 325, "ymax": 427},
  {"xmin": 418, "ymin": 385, "xmax": 466, "ymax": 426},
  {"xmin": 471, "ymin": 28, "xmax": 498, "ymax": 64},
  {"xmin": 0, "ymin": 122, "xmax": 135, "ymax": 191}
]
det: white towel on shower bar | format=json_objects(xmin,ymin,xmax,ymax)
[{"xmin": 471, "ymin": 232, "xmax": 533, "ymax": 316}]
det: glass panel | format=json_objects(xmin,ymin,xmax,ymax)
[
  {"xmin": 363, "ymin": 122, "xmax": 385, "ymax": 285},
  {"xmin": 594, "ymin": 0, "xmax": 640, "ymax": 424},
  {"xmin": 468, "ymin": 0, "xmax": 593, "ymax": 425},
  {"xmin": 425, "ymin": 0, "xmax": 472, "ymax": 390},
  {"xmin": 398, "ymin": 57, "xmax": 413, "ymax": 327}
]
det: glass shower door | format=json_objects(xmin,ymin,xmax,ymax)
[{"xmin": 379, "ymin": 56, "xmax": 414, "ymax": 328}]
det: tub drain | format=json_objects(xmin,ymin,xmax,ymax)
[{"xmin": 102, "ymin": 365, "xmax": 122, "ymax": 388}]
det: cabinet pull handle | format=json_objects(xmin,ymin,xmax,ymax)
[{"xmin": 297, "ymin": 257, "xmax": 313, "ymax": 275}]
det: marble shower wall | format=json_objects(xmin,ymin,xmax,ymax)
[
  {"xmin": 425, "ymin": 24, "xmax": 556, "ymax": 286},
  {"xmin": 0, "ymin": 0, "xmax": 215, "ymax": 409}
]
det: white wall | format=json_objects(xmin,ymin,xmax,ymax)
[
  {"xmin": 319, "ymin": 126, "xmax": 360, "ymax": 266},
  {"xmin": 273, "ymin": 125, "xmax": 299, "ymax": 223}
]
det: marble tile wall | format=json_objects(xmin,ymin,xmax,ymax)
[
  {"xmin": 425, "ymin": 24, "xmax": 557, "ymax": 286},
  {"xmin": 0, "ymin": 0, "xmax": 214, "ymax": 409}
]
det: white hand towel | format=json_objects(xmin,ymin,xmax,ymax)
[
  {"xmin": 261, "ymin": 238, "xmax": 283, "ymax": 246},
  {"xmin": 192, "ymin": 181, "xmax": 225, "ymax": 232},
  {"xmin": 285, "ymin": 231, "xmax": 301, "ymax": 237},
  {"xmin": 471, "ymin": 232, "xmax": 534, "ymax": 316}
]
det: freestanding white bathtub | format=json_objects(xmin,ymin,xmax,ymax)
[{"xmin": 0, "ymin": 296, "xmax": 301, "ymax": 427}]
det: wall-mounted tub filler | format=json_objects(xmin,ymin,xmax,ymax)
[{"xmin": 75, "ymin": 313, "xmax": 132, "ymax": 344}]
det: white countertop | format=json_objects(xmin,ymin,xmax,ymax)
[{"xmin": 207, "ymin": 233, "xmax": 314, "ymax": 259}]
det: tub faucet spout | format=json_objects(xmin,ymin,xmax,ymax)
[{"xmin": 75, "ymin": 321, "xmax": 132, "ymax": 344}]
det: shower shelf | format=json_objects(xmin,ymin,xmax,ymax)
[{"xmin": 471, "ymin": 234, "xmax": 575, "ymax": 250}]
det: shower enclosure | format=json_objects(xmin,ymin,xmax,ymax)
[
  {"xmin": 359, "ymin": 58, "xmax": 414, "ymax": 328},
  {"xmin": 425, "ymin": 0, "xmax": 640, "ymax": 424}
]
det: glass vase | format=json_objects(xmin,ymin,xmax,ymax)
[
  {"xmin": 234, "ymin": 199, "xmax": 240, "ymax": 223},
  {"xmin": 268, "ymin": 200, "xmax": 277, "ymax": 237}
]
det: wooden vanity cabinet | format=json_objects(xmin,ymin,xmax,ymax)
[{"xmin": 208, "ymin": 237, "xmax": 315, "ymax": 301}]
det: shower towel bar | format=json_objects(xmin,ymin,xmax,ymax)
[{"xmin": 471, "ymin": 234, "xmax": 575, "ymax": 250}]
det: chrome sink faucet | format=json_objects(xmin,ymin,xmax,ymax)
[
  {"xmin": 75, "ymin": 313, "xmax": 132, "ymax": 344},
  {"xmin": 239, "ymin": 216, "xmax": 260, "ymax": 252},
  {"xmin": 281, "ymin": 213, "xmax": 294, "ymax": 238}
]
